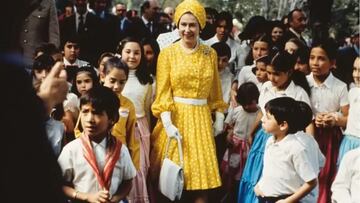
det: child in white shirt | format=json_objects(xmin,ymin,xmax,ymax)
[
  {"xmin": 255, "ymin": 97, "xmax": 317, "ymax": 203},
  {"xmin": 58, "ymin": 86, "xmax": 136, "ymax": 203},
  {"xmin": 331, "ymin": 148, "xmax": 360, "ymax": 203},
  {"xmin": 221, "ymin": 82, "xmax": 260, "ymax": 201},
  {"xmin": 211, "ymin": 41, "xmax": 234, "ymax": 106},
  {"xmin": 295, "ymin": 101, "xmax": 326, "ymax": 203}
]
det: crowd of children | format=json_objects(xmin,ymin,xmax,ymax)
[{"xmin": 22, "ymin": 0, "xmax": 360, "ymax": 203}]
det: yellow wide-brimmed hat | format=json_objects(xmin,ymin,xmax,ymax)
[{"xmin": 174, "ymin": 0, "xmax": 206, "ymax": 29}]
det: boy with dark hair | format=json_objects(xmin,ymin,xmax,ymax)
[
  {"xmin": 255, "ymin": 97, "xmax": 317, "ymax": 203},
  {"xmin": 58, "ymin": 86, "xmax": 136, "ymax": 203},
  {"xmin": 211, "ymin": 41, "xmax": 233, "ymax": 105}
]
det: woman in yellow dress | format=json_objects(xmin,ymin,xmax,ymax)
[{"xmin": 150, "ymin": 0, "xmax": 228, "ymax": 202}]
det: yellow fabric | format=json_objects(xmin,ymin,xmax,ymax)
[
  {"xmin": 150, "ymin": 42, "xmax": 228, "ymax": 190},
  {"xmin": 174, "ymin": 0, "xmax": 206, "ymax": 29},
  {"xmin": 74, "ymin": 95, "xmax": 140, "ymax": 170}
]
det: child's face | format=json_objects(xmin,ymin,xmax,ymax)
[
  {"xmin": 218, "ymin": 56, "xmax": 229, "ymax": 71},
  {"xmin": 252, "ymin": 41, "xmax": 269, "ymax": 61},
  {"xmin": 284, "ymin": 41, "xmax": 298, "ymax": 54},
  {"xmin": 99, "ymin": 56, "xmax": 111, "ymax": 83},
  {"xmin": 271, "ymin": 27, "xmax": 284, "ymax": 42},
  {"xmin": 80, "ymin": 103, "xmax": 110, "ymax": 138},
  {"xmin": 255, "ymin": 61, "xmax": 268, "ymax": 83},
  {"xmin": 216, "ymin": 20, "xmax": 229, "ymax": 41},
  {"xmin": 294, "ymin": 57, "xmax": 310, "ymax": 75},
  {"xmin": 64, "ymin": 42, "xmax": 80, "ymax": 63},
  {"xmin": 261, "ymin": 112, "xmax": 282, "ymax": 136},
  {"xmin": 309, "ymin": 47, "xmax": 334, "ymax": 77},
  {"xmin": 34, "ymin": 69, "xmax": 49, "ymax": 82},
  {"xmin": 103, "ymin": 68, "xmax": 127, "ymax": 95},
  {"xmin": 353, "ymin": 58, "xmax": 360, "ymax": 86},
  {"xmin": 76, "ymin": 72, "xmax": 94, "ymax": 96},
  {"xmin": 261, "ymin": 111, "xmax": 281, "ymax": 134},
  {"xmin": 121, "ymin": 42, "xmax": 141, "ymax": 70},
  {"xmin": 143, "ymin": 44, "xmax": 155, "ymax": 66},
  {"xmin": 266, "ymin": 65, "xmax": 290, "ymax": 89}
]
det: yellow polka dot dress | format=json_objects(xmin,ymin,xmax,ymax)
[{"xmin": 150, "ymin": 41, "xmax": 228, "ymax": 190}]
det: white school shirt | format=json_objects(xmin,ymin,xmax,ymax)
[
  {"xmin": 237, "ymin": 64, "xmax": 262, "ymax": 88},
  {"xmin": 219, "ymin": 67, "xmax": 234, "ymax": 104},
  {"xmin": 344, "ymin": 87, "xmax": 360, "ymax": 137},
  {"xmin": 306, "ymin": 72, "xmax": 349, "ymax": 115},
  {"xmin": 63, "ymin": 57, "xmax": 89, "ymax": 67},
  {"xmin": 204, "ymin": 35, "xmax": 246, "ymax": 71},
  {"xmin": 295, "ymin": 131, "xmax": 325, "ymax": 203},
  {"xmin": 331, "ymin": 148, "xmax": 360, "ymax": 203},
  {"xmin": 122, "ymin": 70, "xmax": 152, "ymax": 118},
  {"xmin": 58, "ymin": 138, "xmax": 136, "ymax": 197},
  {"xmin": 258, "ymin": 81, "xmax": 311, "ymax": 114},
  {"xmin": 224, "ymin": 105, "xmax": 259, "ymax": 139},
  {"xmin": 257, "ymin": 134, "xmax": 317, "ymax": 197}
]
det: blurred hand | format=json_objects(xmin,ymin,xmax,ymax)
[{"xmin": 38, "ymin": 62, "xmax": 68, "ymax": 114}]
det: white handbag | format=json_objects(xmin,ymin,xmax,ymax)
[{"xmin": 159, "ymin": 136, "xmax": 184, "ymax": 201}]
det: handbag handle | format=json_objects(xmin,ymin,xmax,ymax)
[{"xmin": 164, "ymin": 135, "xmax": 184, "ymax": 168}]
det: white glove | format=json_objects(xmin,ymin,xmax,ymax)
[
  {"xmin": 160, "ymin": 111, "xmax": 180, "ymax": 139},
  {"xmin": 213, "ymin": 112, "xmax": 225, "ymax": 137}
]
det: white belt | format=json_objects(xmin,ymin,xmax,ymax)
[{"xmin": 173, "ymin": 97, "xmax": 207, "ymax": 105}]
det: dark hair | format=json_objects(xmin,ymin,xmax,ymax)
[
  {"xmin": 80, "ymin": 86, "xmax": 120, "ymax": 123},
  {"xmin": 245, "ymin": 34, "xmax": 271, "ymax": 65},
  {"xmin": 286, "ymin": 37, "xmax": 306, "ymax": 52},
  {"xmin": 215, "ymin": 11, "xmax": 233, "ymax": 31},
  {"xmin": 297, "ymin": 46, "xmax": 310, "ymax": 64},
  {"xmin": 34, "ymin": 43, "xmax": 60, "ymax": 58},
  {"xmin": 97, "ymin": 52, "xmax": 115, "ymax": 68},
  {"xmin": 32, "ymin": 54, "xmax": 55, "ymax": 71},
  {"xmin": 269, "ymin": 51, "xmax": 311, "ymax": 96},
  {"xmin": 264, "ymin": 97, "xmax": 301, "ymax": 134},
  {"xmin": 117, "ymin": 37, "xmax": 153, "ymax": 85},
  {"xmin": 141, "ymin": 37, "xmax": 160, "ymax": 76},
  {"xmin": 104, "ymin": 56, "xmax": 129, "ymax": 79},
  {"xmin": 141, "ymin": 1, "xmax": 150, "ymax": 14},
  {"xmin": 61, "ymin": 34, "xmax": 80, "ymax": 50},
  {"xmin": 32, "ymin": 54, "xmax": 55, "ymax": 79},
  {"xmin": 205, "ymin": 7, "xmax": 218, "ymax": 20},
  {"xmin": 238, "ymin": 15, "xmax": 267, "ymax": 41},
  {"xmin": 256, "ymin": 55, "xmax": 271, "ymax": 65},
  {"xmin": 71, "ymin": 65, "xmax": 100, "ymax": 97},
  {"xmin": 287, "ymin": 8, "xmax": 303, "ymax": 23},
  {"xmin": 211, "ymin": 41, "xmax": 231, "ymax": 59},
  {"xmin": 236, "ymin": 82, "xmax": 260, "ymax": 106},
  {"xmin": 296, "ymin": 101, "xmax": 313, "ymax": 131},
  {"xmin": 311, "ymin": 37, "xmax": 338, "ymax": 60}
]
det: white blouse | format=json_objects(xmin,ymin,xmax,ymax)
[
  {"xmin": 344, "ymin": 87, "xmax": 360, "ymax": 137},
  {"xmin": 259, "ymin": 81, "xmax": 311, "ymax": 114},
  {"xmin": 122, "ymin": 70, "xmax": 152, "ymax": 118},
  {"xmin": 306, "ymin": 72, "xmax": 349, "ymax": 115}
]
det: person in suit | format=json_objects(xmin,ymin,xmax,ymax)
[
  {"xmin": 283, "ymin": 9, "xmax": 308, "ymax": 47},
  {"xmin": 60, "ymin": 0, "xmax": 104, "ymax": 66},
  {"xmin": 127, "ymin": 0, "xmax": 160, "ymax": 40},
  {"xmin": 90, "ymin": 0, "xmax": 121, "ymax": 52},
  {"xmin": 19, "ymin": 0, "xmax": 60, "ymax": 70}
]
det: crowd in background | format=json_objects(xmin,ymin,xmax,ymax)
[{"xmin": 2, "ymin": 0, "xmax": 360, "ymax": 202}]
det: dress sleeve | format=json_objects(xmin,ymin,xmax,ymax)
[
  {"xmin": 151, "ymin": 48, "xmax": 175, "ymax": 118},
  {"xmin": 126, "ymin": 101, "xmax": 140, "ymax": 170},
  {"xmin": 207, "ymin": 49, "xmax": 228, "ymax": 112}
]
